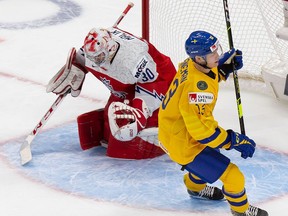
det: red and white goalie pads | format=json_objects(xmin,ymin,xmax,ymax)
[
  {"xmin": 106, "ymin": 127, "xmax": 165, "ymax": 159},
  {"xmin": 77, "ymin": 109, "xmax": 104, "ymax": 150},
  {"xmin": 46, "ymin": 47, "xmax": 86, "ymax": 97},
  {"xmin": 76, "ymin": 108, "xmax": 165, "ymax": 159},
  {"xmin": 108, "ymin": 98, "xmax": 150, "ymax": 141}
]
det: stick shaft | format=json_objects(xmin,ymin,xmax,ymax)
[
  {"xmin": 20, "ymin": 92, "xmax": 68, "ymax": 165},
  {"xmin": 223, "ymin": 0, "xmax": 246, "ymax": 135},
  {"xmin": 113, "ymin": 2, "xmax": 134, "ymax": 27}
]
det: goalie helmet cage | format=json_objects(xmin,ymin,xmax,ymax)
[{"xmin": 141, "ymin": 0, "xmax": 288, "ymax": 82}]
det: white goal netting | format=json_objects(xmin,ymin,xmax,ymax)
[{"xmin": 145, "ymin": 0, "xmax": 288, "ymax": 84}]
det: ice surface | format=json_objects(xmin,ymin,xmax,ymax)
[{"xmin": 1, "ymin": 1, "xmax": 288, "ymax": 216}]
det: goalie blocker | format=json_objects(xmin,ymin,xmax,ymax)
[{"xmin": 77, "ymin": 102, "xmax": 164, "ymax": 159}]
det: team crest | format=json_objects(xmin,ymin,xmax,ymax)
[
  {"xmin": 197, "ymin": 81, "xmax": 208, "ymax": 90},
  {"xmin": 188, "ymin": 92, "xmax": 214, "ymax": 104}
]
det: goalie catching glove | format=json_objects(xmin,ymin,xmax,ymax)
[
  {"xmin": 108, "ymin": 98, "xmax": 150, "ymax": 141},
  {"xmin": 46, "ymin": 47, "xmax": 86, "ymax": 97}
]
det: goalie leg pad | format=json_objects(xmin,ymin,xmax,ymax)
[
  {"xmin": 77, "ymin": 109, "xmax": 104, "ymax": 150},
  {"xmin": 106, "ymin": 128, "xmax": 165, "ymax": 159}
]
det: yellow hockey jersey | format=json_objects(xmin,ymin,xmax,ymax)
[{"xmin": 158, "ymin": 58, "xmax": 231, "ymax": 165}]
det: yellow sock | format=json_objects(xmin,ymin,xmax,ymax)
[{"xmin": 183, "ymin": 173, "xmax": 206, "ymax": 192}]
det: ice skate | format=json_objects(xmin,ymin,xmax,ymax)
[
  {"xmin": 187, "ymin": 185, "xmax": 224, "ymax": 200},
  {"xmin": 231, "ymin": 205, "xmax": 268, "ymax": 216}
]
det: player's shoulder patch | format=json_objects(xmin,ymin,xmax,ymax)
[
  {"xmin": 188, "ymin": 92, "xmax": 214, "ymax": 104},
  {"xmin": 197, "ymin": 81, "xmax": 208, "ymax": 90}
]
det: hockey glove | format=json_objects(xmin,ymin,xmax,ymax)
[
  {"xmin": 227, "ymin": 129, "xmax": 256, "ymax": 159},
  {"xmin": 218, "ymin": 48, "xmax": 243, "ymax": 79},
  {"xmin": 108, "ymin": 98, "xmax": 150, "ymax": 141},
  {"xmin": 46, "ymin": 47, "xmax": 86, "ymax": 97}
]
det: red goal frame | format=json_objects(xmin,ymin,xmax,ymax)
[{"xmin": 142, "ymin": 0, "xmax": 150, "ymax": 42}]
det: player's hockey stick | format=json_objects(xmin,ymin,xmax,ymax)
[
  {"xmin": 20, "ymin": 2, "xmax": 134, "ymax": 165},
  {"xmin": 223, "ymin": 0, "xmax": 246, "ymax": 135}
]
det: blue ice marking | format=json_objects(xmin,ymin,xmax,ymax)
[
  {"xmin": 2, "ymin": 122, "xmax": 288, "ymax": 213},
  {"xmin": 0, "ymin": 0, "xmax": 81, "ymax": 30}
]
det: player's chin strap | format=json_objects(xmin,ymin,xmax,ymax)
[
  {"xmin": 108, "ymin": 98, "xmax": 150, "ymax": 141},
  {"xmin": 193, "ymin": 56, "xmax": 212, "ymax": 70},
  {"xmin": 198, "ymin": 62, "xmax": 211, "ymax": 69}
]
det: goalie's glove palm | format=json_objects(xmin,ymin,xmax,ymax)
[
  {"xmin": 108, "ymin": 98, "xmax": 150, "ymax": 141},
  {"xmin": 227, "ymin": 129, "xmax": 256, "ymax": 159}
]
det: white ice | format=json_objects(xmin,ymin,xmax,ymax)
[{"xmin": 0, "ymin": 0, "xmax": 288, "ymax": 216}]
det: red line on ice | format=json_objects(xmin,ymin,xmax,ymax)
[{"xmin": 0, "ymin": 71, "xmax": 105, "ymax": 103}]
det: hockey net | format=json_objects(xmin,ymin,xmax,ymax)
[{"xmin": 142, "ymin": 0, "xmax": 288, "ymax": 94}]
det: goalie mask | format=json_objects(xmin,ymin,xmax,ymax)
[{"xmin": 83, "ymin": 28, "xmax": 118, "ymax": 66}]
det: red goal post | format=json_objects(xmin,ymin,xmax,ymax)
[
  {"xmin": 142, "ymin": 0, "xmax": 150, "ymax": 41},
  {"xmin": 141, "ymin": 0, "xmax": 288, "ymax": 93}
]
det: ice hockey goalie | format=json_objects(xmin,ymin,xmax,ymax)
[{"xmin": 47, "ymin": 27, "xmax": 176, "ymax": 159}]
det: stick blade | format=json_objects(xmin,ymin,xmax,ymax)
[{"xmin": 20, "ymin": 140, "xmax": 32, "ymax": 165}]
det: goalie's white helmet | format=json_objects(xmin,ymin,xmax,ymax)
[{"xmin": 83, "ymin": 28, "xmax": 118, "ymax": 66}]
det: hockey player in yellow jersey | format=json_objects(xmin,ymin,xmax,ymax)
[{"xmin": 158, "ymin": 31, "xmax": 268, "ymax": 216}]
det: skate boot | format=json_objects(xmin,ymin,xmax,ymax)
[
  {"xmin": 231, "ymin": 205, "xmax": 268, "ymax": 216},
  {"xmin": 187, "ymin": 185, "xmax": 224, "ymax": 200}
]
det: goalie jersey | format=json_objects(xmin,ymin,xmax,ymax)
[
  {"xmin": 77, "ymin": 27, "xmax": 176, "ymax": 116},
  {"xmin": 158, "ymin": 58, "xmax": 230, "ymax": 165},
  {"xmin": 74, "ymin": 27, "xmax": 176, "ymax": 159}
]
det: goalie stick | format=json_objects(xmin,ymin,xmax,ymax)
[
  {"xmin": 20, "ymin": 2, "xmax": 134, "ymax": 165},
  {"xmin": 20, "ymin": 46, "xmax": 76, "ymax": 165},
  {"xmin": 113, "ymin": 2, "xmax": 134, "ymax": 27},
  {"xmin": 20, "ymin": 90, "xmax": 70, "ymax": 165}
]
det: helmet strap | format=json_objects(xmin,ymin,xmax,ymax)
[{"xmin": 193, "ymin": 56, "xmax": 212, "ymax": 70}]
